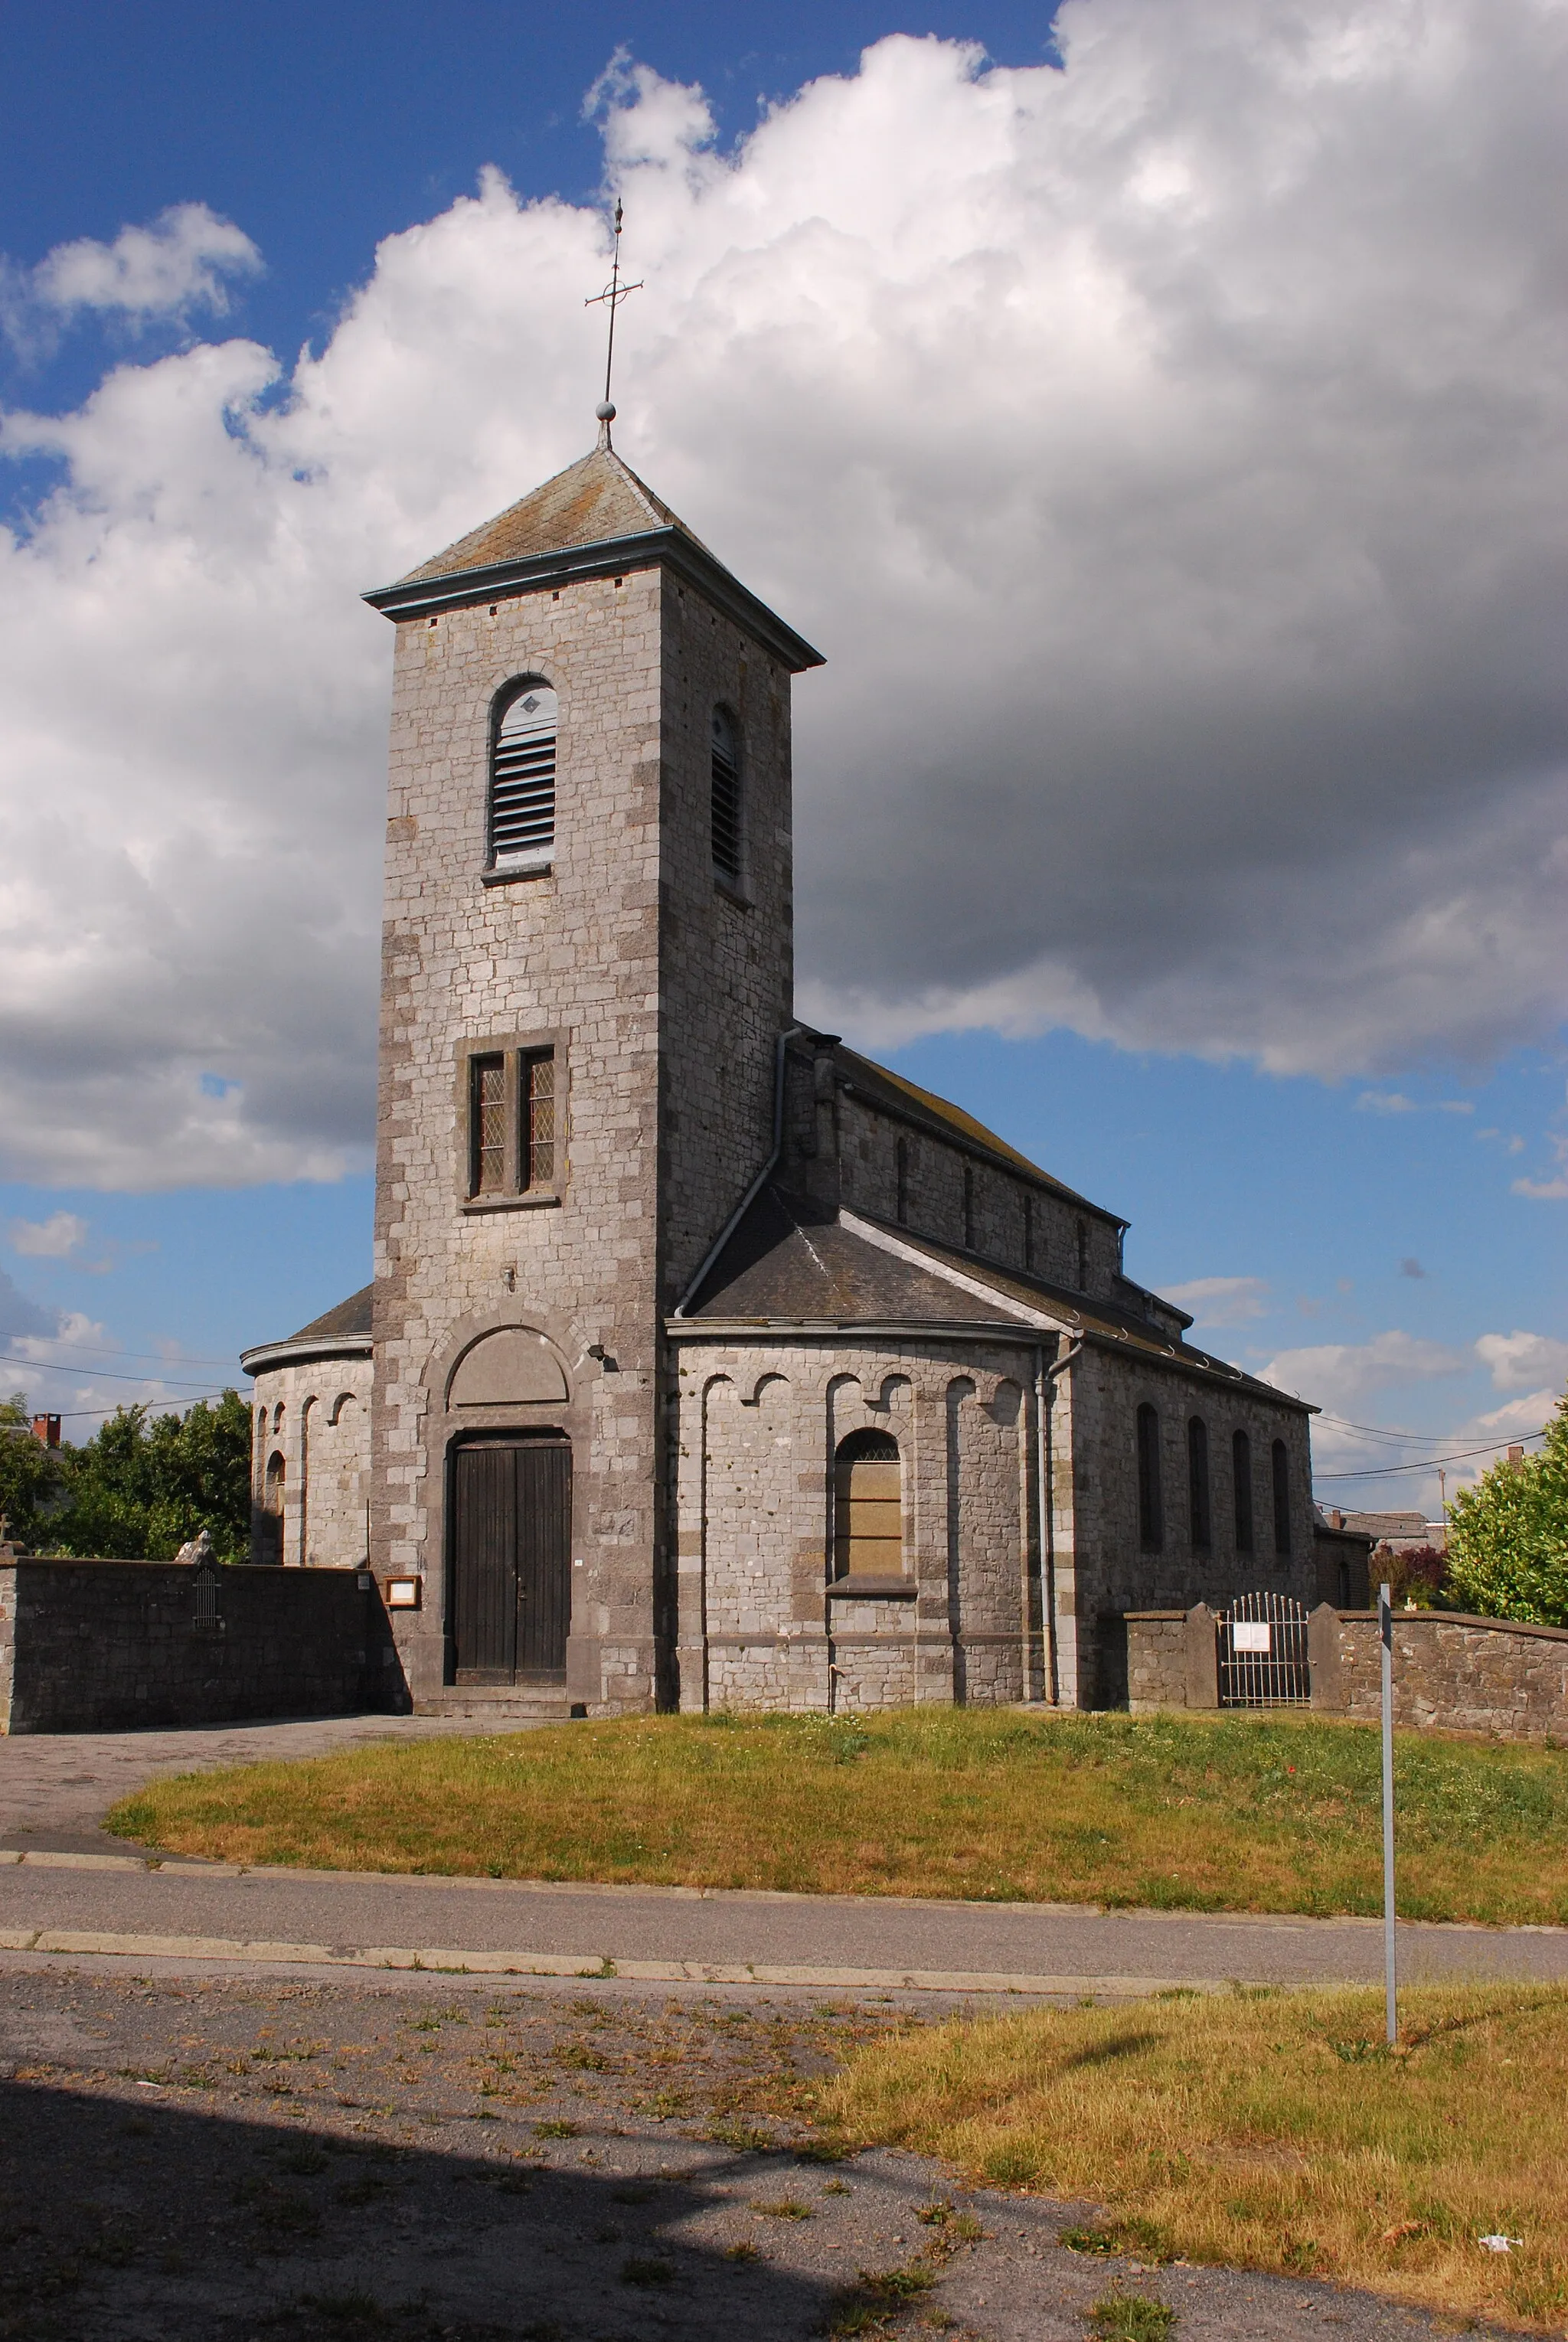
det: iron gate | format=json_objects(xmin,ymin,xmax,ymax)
[{"xmin": 1216, "ymin": 1589, "xmax": 1311, "ymax": 1707}]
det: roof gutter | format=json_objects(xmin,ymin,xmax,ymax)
[
  {"xmin": 240, "ymin": 1333, "xmax": 374, "ymax": 1378},
  {"xmin": 364, "ymin": 528, "xmax": 825, "ymax": 675},
  {"xmin": 1036, "ymin": 1334, "xmax": 1083, "ymax": 1706}
]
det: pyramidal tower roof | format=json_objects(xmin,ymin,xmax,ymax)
[
  {"xmin": 364, "ymin": 436, "xmax": 823, "ymax": 671},
  {"xmin": 395, "ymin": 442, "xmax": 710, "ymax": 586}
]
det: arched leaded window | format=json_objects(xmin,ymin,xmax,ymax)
[
  {"xmin": 1187, "ymin": 1416, "xmax": 1211, "ymax": 1550},
  {"xmin": 710, "ymin": 704, "xmax": 741, "ymax": 885},
  {"xmin": 1233, "ymin": 1429, "xmax": 1254, "ymax": 1553},
  {"xmin": 1136, "ymin": 1403, "xmax": 1163, "ymax": 1551},
  {"xmin": 489, "ymin": 681, "xmax": 557, "ymax": 870},
  {"xmin": 833, "ymin": 1428, "xmax": 903, "ymax": 1581},
  {"xmin": 1272, "ymin": 1438, "xmax": 1292, "ymax": 1556}
]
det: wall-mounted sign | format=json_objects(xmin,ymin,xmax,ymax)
[{"xmin": 384, "ymin": 1576, "xmax": 422, "ymax": 1610}]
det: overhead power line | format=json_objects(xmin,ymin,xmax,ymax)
[
  {"xmin": 0, "ymin": 1349, "xmax": 238, "ymax": 1392},
  {"xmin": 1315, "ymin": 1431, "xmax": 1546, "ymax": 1481},
  {"xmin": 0, "ymin": 1334, "xmax": 242, "ymax": 1369}
]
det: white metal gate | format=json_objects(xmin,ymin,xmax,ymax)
[{"xmin": 1217, "ymin": 1590, "xmax": 1311, "ymax": 1707}]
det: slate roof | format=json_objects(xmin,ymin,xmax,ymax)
[
  {"xmin": 289, "ymin": 1285, "xmax": 374, "ymax": 1343},
  {"xmin": 240, "ymin": 1285, "xmax": 374, "ymax": 1373},
  {"xmin": 394, "ymin": 445, "xmax": 710, "ymax": 588},
  {"xmin": 365, "ymin": 440, "xmax": 824, "ymax": 671},
  {"xmin": 678, "ymin": 1188, "xmax": 1004, "ymax": 1326},
  {"xmin": 677, "ymin": 1187, "xmax": 1312, "ymax": 1410}
]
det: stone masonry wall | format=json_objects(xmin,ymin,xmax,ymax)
[
  {"xmin": 673, "ymin": 1335, "xmax": 1046, "ymax": 1713},
  {"xmin": 831, "ymin": 1090, "xmax": 1123, "ymax": 1298},
  {"xmin": 1122, "ymin": 1602, "xmax": 1568, "ymax": 1741},
  {"xmin": 1319, "ymin": 1609, "xmax": 1568, "ymax": 1739},
  {"xmin": 0, "ymin": 1560, "xmax": 403, "ymax": 1734},
  {"xmin": 249, "ymin": 1354, "xmax": 373, "ymax": 1569},
  {"xmin": 371, "ymin": 554, "xmax": 792, "ymax": 1711},
  {"xmin": 1072, "ymin": 1344, "xmax": 1316, "ymax": 1703},
  {"xmin": 1122, "ymin": 1610, "xmax": 1187, "ymax": 1711}
]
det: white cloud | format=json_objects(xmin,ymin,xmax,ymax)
[
  {"xmin": 1512, "ymin": 1133, "xmax": 1568, "ymax": 1199},
  {"xmin": 1475, "ymin": 1328, "xmax": 1568, "ymax": 1391},
  {"xmin": 31, "ymin": 203, "xmax": 261, "ymax": 321},
  {"xmin": 2, "ymin": 4, "xmax": 1568, "ymax": 1184},
  {"xmin": 1357, "ymin": 1093, "xmax": 1421, "ymax": 1116},
  {"xmin": 8, "ymin": 1211, "xmax": 87, "ymax": 1258},
  {"xmin": 1259, "ymin": 1331, "xmax": 1467, "ymax": 1413},
  {"xmin": 1161, "ymin": 1274, "xmax": 1269, "ymax": 1325}
]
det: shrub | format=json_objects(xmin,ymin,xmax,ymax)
[
  {"xmin": 1446, "ymin": 1387, "xmax": 1568, "ymax": 1627},
  {"xmin": 42, "ymin": 1392, "xmax": 253, "ymax": 1563}
]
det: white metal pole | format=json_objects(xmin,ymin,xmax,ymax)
[{"xmin": 1380, "ymin": 1580, "xmax": 1396, "ymax": 2046}]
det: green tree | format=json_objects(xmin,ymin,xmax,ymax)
[
  {"xmin": 1445, "ymin": 1387, "xmax": 1568, "ymax": 1627},
  {"xmin": 46, "ymin": 1391, "xmax": 253, "ymax": 1563},
  {"xmin": 0, "ymin": 1393, "xmax": 65, "ymax": 1549}
]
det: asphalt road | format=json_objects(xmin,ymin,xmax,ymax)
[
  {"xmin": 5, "ymin": 1853, "xmax": 1568, "ymax": 1996},
  {"xmin": 3, "ymin": 1714, "xmax": 1567, "ymax": 1997}
]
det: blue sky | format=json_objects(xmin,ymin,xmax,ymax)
[{"xmin": 2, "ymin": 0, "xmax": 1564, "ymax": 1509}]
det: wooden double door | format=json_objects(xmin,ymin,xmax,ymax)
[{"xmin": 449, "ymin": 1434, "xmax": 571, "ymax": 1682}]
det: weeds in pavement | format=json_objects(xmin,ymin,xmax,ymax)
[{"xmin": 829, "ymin": 1981, "xmax": 1568, "ymax": 2331}]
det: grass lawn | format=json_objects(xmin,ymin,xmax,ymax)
[
  {"xmin": 824, "ymin": 1982, "xmax": 1568, "ymax": 2331},
  {"xmin": 108, "ymin": 1707, "xmax": 1568, "ymax": 1925}
]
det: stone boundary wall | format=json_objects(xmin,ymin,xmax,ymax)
[
  {"xmin": 1318, "ymin": 1608, "xmax": 1568, "ymax": 1741},
  {"xmin": 1122, "ymin": 1603, "xmax": 1568, "ymax": 1740},
  {"xmin": 0, "ymin": 1560, "xmax": 407, "ymax": 1735}
]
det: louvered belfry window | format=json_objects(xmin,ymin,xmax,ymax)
[
  {"xmin": 710, "ymin": 704, "xmax": 741, "ymax": 885},
  {"xmin": 490, "ymin": 683, "xmax": 557, "ymax": 868},
  {"xmin": 523, "ymin": 1051, "xmax": 555, "ymax": 1191}
]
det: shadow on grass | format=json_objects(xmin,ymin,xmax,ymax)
[{"xmin": 0, "ymin": 2076, "xmax": 843, "ymax": 2342}]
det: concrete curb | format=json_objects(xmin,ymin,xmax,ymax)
[{"xmin": 0, "ymin": 1922, "xmax": 1200, "ymax": 1997}]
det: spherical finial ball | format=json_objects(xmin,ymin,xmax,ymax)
[{"xmin": 596, "ymin": 400, "xmax": 616, "ymax": 422}]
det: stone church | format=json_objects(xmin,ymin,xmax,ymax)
[{"xmin": 242, "ymin": 420, "xmax": 1319, "ymax": 1716}]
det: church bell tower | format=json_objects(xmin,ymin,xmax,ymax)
[{"xmin": 362, "ymin": 421, "xmax": 823, "ymax": 1712}]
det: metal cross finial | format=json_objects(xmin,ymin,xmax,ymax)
[{"xmin": 585, "ymin": 198, "xmax": 642, "ymax": 443}]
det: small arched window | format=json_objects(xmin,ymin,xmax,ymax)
[
  {"xmin": 1272, "ymin": 1438, "xmax": 1292, "ymax": 1556},
  {"xmin": 1136, "ymin": 1403, "xmax": 1163, "ymax": 1551},
  {"xmin": 1187, "ymin": 1416, "xmax": 1210, "ymax": 1550},
  {"xmin": 710, "ymin": 704, "xmax": 742, "ymax": 886},
  {"xmin": 1233, "ymin": 1429, "xmax": 1254, "ymax": 1553},
  {"xmin": 833, "ymin": 1429, "xmax": 903, "ymax": 1581},
  {"xmin": 489, "ymin": 681, "xmax": 557, "ymax": 870}
]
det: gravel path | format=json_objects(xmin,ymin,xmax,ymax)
[{"xmin": 0, "ymin": 1964, "xmax": 1457, "ymax": 2342}]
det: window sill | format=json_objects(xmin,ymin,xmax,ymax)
[
  {"xmin": 460, "ymin": 1192, "xmax": 562, "ymax": 1214},
  {"xmin": 714, "ymin": 874, "xmax": 752, "ymax": 909},
  {"xmin": 482, "ymin": 861, "xmax": 553, "ymax": 886},
  {"xmin": 828, "ymin": 1575, "xmax": 917, "ymax": 1601}
]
